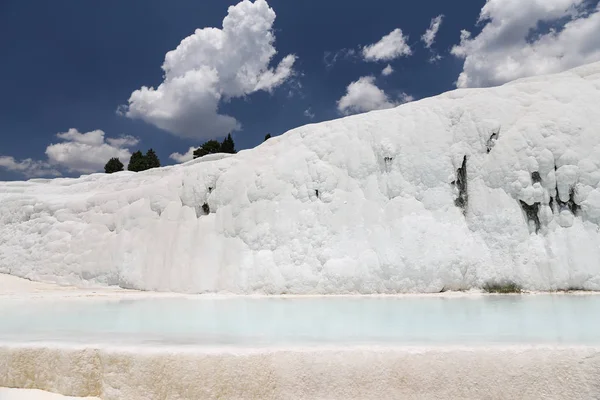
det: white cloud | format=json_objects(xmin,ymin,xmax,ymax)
[
  {"xmin": 337, "ymin": 76, "xmax": 398, "ymax": 115},
  {"xmin": 324, "ymin": 48, "xmax": 357, "ymax": 68},
  {"xmin": 304, "ymin": 108, "xmax": 315, "ymax": 119},
  {"xmin": 451, "ymin": 0, "xmax": 600, "ymax": 88},
  {"xmin": 55, "ymin": 129, "xmax": 104, "ymax": 146},
  {"xmin": 381, "ymin": 64, "xmax": 394, "ymax": 76},
  {"xmin": 107, "ymin": 135, "xmax": 140, "ymax": 147},
  {"xmin": 0, "ymin": 156, "xmax": 60, "ymax": 178},
  {"xmin": 429, "ymin": 54, "xmax": 443, "ymax": 63},
  {"xmin": 422, "ymin": 15, "xmax": 444, "ymax": 48},
  {"xmin": 1, "ymin": 129, "xmax": 139, "ymax": 178},
  {"xmin": 170, "ymin": 147, "xmax": 196, "ymax": 163},
  {"xmin": 120, "ymin": 0, "xmax": 296, "ymax": 140},
  {"xmin": 45, "ymin": 129, "xmax": 138, "ymax": 174},
  {"xmin": 362, "ymin": 29, "xmax": 412, "ymax": 62},
  {"xmin": 285, "ymin": 78, "xmax": 304, "ymax": 99},
  {"xmin": 398, "ymin": 92, "xmax": 415, "ymax": 103}
]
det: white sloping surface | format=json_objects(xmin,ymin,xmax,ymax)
[
  {"xmin": 0, "ymin": 388, "xmax": 98, "ymax": 400},
  {"xmin": 1, "ymin": 63, "xmax": 600, "ymax": 294}
]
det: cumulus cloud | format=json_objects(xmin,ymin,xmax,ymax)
[
  {"xmin": 45, "ymin": 129, "xmax": 138, "ymax": 174},
  {"xmin": 0, "ymin": 129, "xmax": 137, "ymax": 178},
  {"xmin": 381, "ymin": 64, "xmax": 394, "ymax": 76},
  {"xmin": 362, "ymin": 29, "xmax": 412, "ymax": 62},
  {"xmin": 0, "ymin": 156, "xmax": 60, "ymax": 178},
  {"xmin": 451, "ymin": 0, "xmax": 600, "ymax": 88},
  {"xmin": 422, "ymin": 15, "xmax": 444, "ymax": 48},
  {"xmin": 106, "ymin": 136, "xmax": 140, "ymax": 147},
  {"xmin": 170, "ymin": 147, "xmax": 196, "ymax": 164},
  {"xmin": 120, "ymin": 0, "xmax": 296, "ymax": 140},
  {"xmin": 337, "ymin": 76, "xmax": 412, "ymax": 115}
]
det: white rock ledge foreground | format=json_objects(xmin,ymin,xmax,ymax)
[
  {"xmin": 0, "ymin": 388, "xmax": 98, "ymax": 400},
  {"xmin": 1, "ymin": 345, "xmax": 599, "ymax": 400},
  {"xmin": 2, "ymin": 63, "xmax": 600, "ymax": 294}
]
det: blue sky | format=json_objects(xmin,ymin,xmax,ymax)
[{"xmin": 1, "ymin": 0, "xmax": 599, "ymax": 180}]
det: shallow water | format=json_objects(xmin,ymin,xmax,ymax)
[{"xmin": 1, "ymin": 295, "xmax": 599, "ymax": 346}]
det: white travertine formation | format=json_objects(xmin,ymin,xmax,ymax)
[
  {"xmin": 1, "ymin": 345, "xmax": 599, "ymax": 400},
  {"xmin": 0, "ymin": 388, "xmax": 98, "ymax": 399},
  {"xmin": 2, "ymin": 63, "xmax": 600, "ymax": 293}
]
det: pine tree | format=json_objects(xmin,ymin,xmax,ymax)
[
  {"xmin": 128, "ymin": 151, "xmax": 146, "ymax": 172},
  {"xmin": 145, "ymin": 148, "xmax": 161, "ymax": 169},
  {"xmin": 264, "ymin": 134, "xmax": 271, "ymax": 142},
  {"xmin": 193, "ymin": 140, "xmax": 222, "ymax": 159},
  {"xmin": 229, "ymin": 133, "xmax": 237, "ymax": 153},
  {"xmin": 104, "ymin": 157, "xmax": 124, "ymax": 174},
  {"xmin": 220, "ymin": 133, "xmax": 236, "ymax": 154}
]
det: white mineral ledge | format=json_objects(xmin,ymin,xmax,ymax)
[{"xmin": 0, "ymin": 388, "xmax": 98, "ymax": 400}]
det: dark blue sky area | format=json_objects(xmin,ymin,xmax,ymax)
[{"xmin": 0, "ymin": 0, "xmax": 485, "ymax": 180}]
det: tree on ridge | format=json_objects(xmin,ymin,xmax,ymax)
[{"xmin": 104, "ymin": 158, "xmax": 124, "ymax": 174}]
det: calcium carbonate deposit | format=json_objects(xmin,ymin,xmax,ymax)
[
  {"xmin": 1, "ymin": 63, "xmax": 600, "ymax": 294},
  {"xmin": 0, "ymin": 388, "xmax": 99, "ymax": 400}
]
